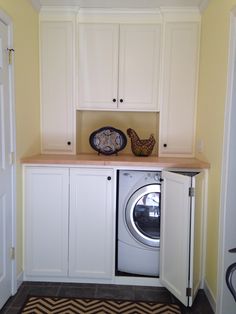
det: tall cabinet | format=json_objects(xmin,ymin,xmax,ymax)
[
  {"xmin": 159, "ymin": 15, "xmax": 200, "ymax": 157},
  {"xmin": 40, "ymin": 14, "xmax": 76, "ymax": 154}
]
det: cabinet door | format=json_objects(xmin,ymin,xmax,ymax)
[
  {"xmin": 40, "ymin": 21, "xmax": 75, "ymax": 154},
  {"xmin": 69, "ymin": 168, "xmax": 114, "ymax": 279},
  {"xmin": 78, "ymin": 24, "xmax": 119, "ymax": 110},
  {"xmin": 119, "ymin": 24, "xmax": 161, "ymax": 111},
  {"xmin": 160, "ymin": 171, "xmax": 203, "ymax": 306},
  {"xmin": 159, "ymin": 22, "xmax": 200, "ymax": 156},
  {"xmin": 24, "ymin": 167, "xmax": 69, "ymax": 277}
]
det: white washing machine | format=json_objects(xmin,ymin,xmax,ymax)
[{"xmin": 117, "ymin": 170, "xmax": 161, "ymax": 277}]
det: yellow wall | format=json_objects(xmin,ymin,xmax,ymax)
[
  {"xmin": 0, "ymin": 0, "xmax": 40, "ymax": 275},
  {"xmin": 196, "ymin": 0, "xmax": 236, "ymax": 299},
  {"xmin": 77, "ymin": 111, "xmax": 159, "ymax": 155}
]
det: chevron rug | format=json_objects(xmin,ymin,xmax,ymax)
[{"xmin": 19, "ymin": 296, "xmax": 182, "ymax": 313}]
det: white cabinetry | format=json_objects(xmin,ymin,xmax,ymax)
[
  {"xmin": 24, "ymin": 167, "xmax": 69, "ymax": 277},
  {"xmin": 160, "ymin": 171, "xmax": 204, "ymax": 306},
  {"xmin": 159, "ymin": 20, "xmax": 200, "ymax": 157},
  {"xmin": 69, "ymin": 168, "xmax": 114, "ymax": 279},
  {"xmin": 24, "ymin": 166, "xmax": 114, "ymax": 281},
  {"xmin": 78, "ymin": 23, "xmax": 161, "ymax": 111},
  {"xmin": 40, "ymin": 18, "xmax": 75, "ymax": 154}
]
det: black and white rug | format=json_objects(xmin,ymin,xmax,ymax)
[{"xmin": 19, "ymin": 296, "xmax": 182, "ymax": 313}]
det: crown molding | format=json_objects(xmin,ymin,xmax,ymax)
[{"xmin": 30, "ymin": 0, "xmax": 210, "ymax": 12}]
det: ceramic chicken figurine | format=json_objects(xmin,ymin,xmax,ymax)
[{"xmin": 127, "ymin": 128, "xmax": 156, "ymax": 156}]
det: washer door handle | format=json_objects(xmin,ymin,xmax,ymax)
[{"xmin": 229, "ymin": 248, "xmax": 236, "ymax": 253}]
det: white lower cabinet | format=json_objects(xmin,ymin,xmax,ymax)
[
  {"xmin": 69, "ymin": 168, "xmax": 114, "ymax": 279},
  {"xmin": 24, "ymin": 167, "xmax": 69, "ymax": 277},
  {"xmin": 24, "ymin": 165, "xmax": 204, "ymax": 307},
  {"xmin": 160, "ymin": 171, "xmax": 204, "ymax": 307},
  {"xmin": 24, "ymin": 166, "xmax": 114, "ymax": 280}
]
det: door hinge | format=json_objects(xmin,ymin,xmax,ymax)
[
  {"xmin": 7, "ymin": 48, "xmax": 15, "ymax": 65},
  {"xmin": 189, "ymin": 187, "xmax": 195, "ymax": 197},
  {"xmin": 186, "ymin": 288, "xmax": 192, "ymax": 297},
  {"xmin": 186, "ymin": 287, "xmax": 192, "ymax": 297},
  {"xmin": 10, "ymin": 247, "xmax": 15, "ymax": 260}
]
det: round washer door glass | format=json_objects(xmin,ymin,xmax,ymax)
[{"xmin": 126, "ymin": 184, "xmax": 161, "ymax": 248}]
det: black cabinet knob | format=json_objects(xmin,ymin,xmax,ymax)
[
  {"xmin": 120, "ymin": 99, "xmax": 123, "ymax": 103},
  {"xmin": 107, "ymin": 176, "xmax": 111, "ymax": 181},
  {"xmin": 67, "ymin": 141, "xmax": 71, "ymax": 146},
  {"xmin": 163, "ymin": 143, "xmax": 167, "ymax": 147},
  {"xmin": 112, "ymin": 98, "xmax": 116, "ymax": 102}
]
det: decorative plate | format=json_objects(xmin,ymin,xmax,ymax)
[{"xmin": 89, "ymin": 126, "xmax": 127, "ymax": 155}]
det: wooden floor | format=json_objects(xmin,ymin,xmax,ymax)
[{"xmin": 1, "ymin": 282, "xmax": 214, "ymax": 314}]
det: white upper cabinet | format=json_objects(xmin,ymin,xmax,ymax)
[
  {"xmin": 78, "ymin": 23, "xmax": 161, "ymax": 111},
  {"xmin": 159, "ymin": 19, "xmax": 200, "ymax": 157},
  {"xmin": 78, "ymin": 24, "xmax": 119, "ymax": 110},
  {"xmin": 40, "ymin": 18, "xmax": 76, "ymax": 154}
]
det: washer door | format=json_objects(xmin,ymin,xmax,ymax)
[{"xmin": 125, "ymin": 184, "xmax": 161, "ymax": 248}]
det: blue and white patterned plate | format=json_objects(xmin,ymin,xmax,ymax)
[{"xmin": 89, "ymin": 126, "xmax": 127, "ymax": 155}]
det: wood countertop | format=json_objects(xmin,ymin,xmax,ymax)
[{"xmin": 21, "ymin": 154, "xmax": 210, "ymax": 169}]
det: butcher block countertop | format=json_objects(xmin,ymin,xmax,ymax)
[{"xmin": 21, "ymin": 154, "xmax": 210, "ymax": 169}]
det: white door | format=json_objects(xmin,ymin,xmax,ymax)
[
  {"xmin": 69, "ymin": 168, "xmax": 114, "ymax": 279},
  {"xmin": 40, "ymin": 20, "xmax": 75, "ymax": 154},
  {"xmin": 118, "ymin": 24, "xmax": 161, "ymax": 111},
  {"xmin": 24, "ymin": 167, "xmax": 69, "ymax": 277},
  {"xmin": 78, "ymin": 24, "xmax": 119, "ymax": 110},
  {"xmin": 0, "ymin": 19, "xmax": 14, "ymax": 309},
  {"xmin": 159, "ymin": 22, "xmax": 199, "ymax": 157},
  {"xmin": 217, "ymin": 9, "xmax": 236, "ymax": 314},
  {"xmin": 160, "ymin": 171, "xmax": 201, "ymax": 307}
]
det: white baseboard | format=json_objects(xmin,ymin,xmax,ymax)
[
  {"xmin": 204, "ymin": 279, "xmax": 216, "ymax": 313},
  {"xmin": 16, "ymin": 271, "xmax": 24, "ymax": 290}
]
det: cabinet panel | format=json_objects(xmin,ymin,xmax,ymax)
[
  {"xmin": 78, "ymin": 24, "xmax": 119, "ymax": 109},
  {"xmin": 159, "ymin": 22, "xmax": 199, "ymax": 156},
  {"xmin": 119, "ymin": 24, "xmax": 161, "ymax": 111},
  {"xmin": 77, "ymin": 23, "xmax": 161, "ymax": 111},
  {"xmin": 40, "ymin": 21, "xmax": 75, "ymax": 154},
  {"xmin": 69, "ymin": 168, "xmax": 114, "ymax": 279},
  {"xmin": 160, "ymin": 171, "xmax": 203, "ymax": 307},
  {"xmin": 24, "ymin": 167, "xmax": 69, "ymax": 277}
]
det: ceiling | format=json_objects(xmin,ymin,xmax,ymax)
[{"xmin": 30, "ymin": 0, "xmax": 210, "ymax": 12}]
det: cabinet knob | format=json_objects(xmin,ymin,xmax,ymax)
[
  {"xmin": 120, "ymin": 99, "xmax": 123, "ymax": 103},
  {"xmin": 163, "ymin": 143, "xmax": 167, "ymax": 148},
  {"xmin": 107, "ymin": 176, "xmax": 111, "ymax": 181},
  {"xmin": 67, "ymin": 141, "xmax": 71, "ymax": 146},
  {"xmin": 112, "ymin": 98, "xmax": 116, "ymax": 102}
]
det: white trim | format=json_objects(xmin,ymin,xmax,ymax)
[
  {"xmin": 204, "ymin": 279, "xmax": 216, "ymax": 313},
  {"xmin": 16, "ymin": 272, "xmax": 24, "ymax": 290},
  {"xmin": 216, "ymin": 6, "xmax": 236, "ymax": 314},
  {"xmin": 200, "ymin": 169, "xmax": 208, "ymax": 289},
  {"xmin": 0, "ymin": 9, "xmax": 17, "ymax": 296}
]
